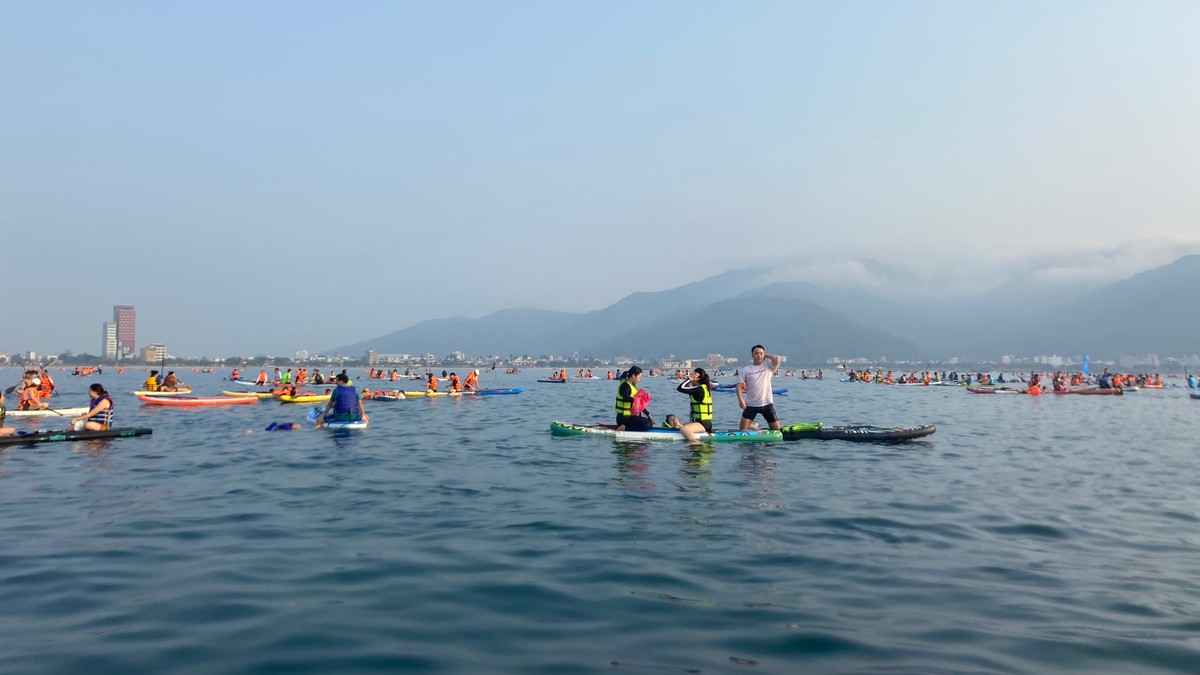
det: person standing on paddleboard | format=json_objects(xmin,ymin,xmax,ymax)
[{"xmin": 737, "ymin": 345, "xmax": 782, "ymax": 431}]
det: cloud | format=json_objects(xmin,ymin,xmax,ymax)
[{"xmin": 760, "ymin": 237, "xmax": 1200, "ymax": 298}]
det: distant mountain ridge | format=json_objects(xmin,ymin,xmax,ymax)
[{"xmin": 330, "ymin": 255, "xmax": 1200, "ymax": 361}]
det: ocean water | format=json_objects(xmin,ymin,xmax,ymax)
[{"xmin": 1, "ymin": 367, "xmax": 1198, "ymax": 674}]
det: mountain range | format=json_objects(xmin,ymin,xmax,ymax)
[{"xmin": 332, "ymin": 255, "xmax": 1200, "ymax": 362}]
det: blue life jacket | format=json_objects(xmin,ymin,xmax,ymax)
[
  {"xmin": 89, "ymin": 394, "xmax": 113, "ymax": 428},
  {"xmin": 330, "ymin": 385, "xmax": 359, "ymax": 419}
]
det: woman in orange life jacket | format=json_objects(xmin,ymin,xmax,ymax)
[
  {"xmin": 256, "ymin": 370, "xmax": 268, "ymax": 385},
  {"xmin": 71, "ymin": 383, "xmax": 114, "ymax": 431},
  {"xmin": 449, "ymin": 373, "xmax": 461, "ymax": 392}
]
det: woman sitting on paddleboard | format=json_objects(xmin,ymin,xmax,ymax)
[
  {"xmin": 676, "ymin": 367, "xmax": 714, "ymax": 434},
  {"xmin": 71, "ymin": 383, "xmax": 113, "ymax": 431},
  {"xmin": 615, "ymin": 366, "xmax": 653, "ymax": 432}
]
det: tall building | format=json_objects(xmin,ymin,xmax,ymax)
[
  {"xmin": 113, "ymin": 305, "xmax": 136, "ymax": 359},
  {"xmin": 102, "ymin": 322, "xmax": 118, "ymax": 360},
  {"xmin": 141, "ymin": 343, "xmax": 166, "ymax": 364}
]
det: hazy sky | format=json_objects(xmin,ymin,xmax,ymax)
[{"xmin": 2, "ymin": 1, "xmax": 1197, "ymax": 357}]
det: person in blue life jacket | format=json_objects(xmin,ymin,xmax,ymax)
[
  {"xmin": 70, "ymin": 383, "xmax": 114, "ymax": 431},
  {"xmin": 315, "ymin": 373, "xmax": 368, "ymax": 428}
]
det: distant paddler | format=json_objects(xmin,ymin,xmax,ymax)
[
  {"xmin": 144, "ymin": 370, "xmax": 161, "ymax": 392},
  {"xmin": 1025, "ymin": 373, "xmax": 1043, "ymax": 395},
  {"xmin": 38, "ymin": 368, "xmax": 56, "ymax": 399},
  {"xmin": 255, "ymin": 370, "xmax": 269, "ymax": 386},
  {"xmin": 17, "ymin": 371, "xmax": 50, "ymax": 411},
  {"xmin": 70, "ymin": 384, "xmax": 114, "ymax": 431},
  {"xmin": 315, "ymin": 373, "xmax": 368, "ymax": 429}
]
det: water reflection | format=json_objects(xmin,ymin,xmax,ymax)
[
  {"xmin": 679, "ymin": 447, "xmax": 715, "ymax": 487},
  {"xmin": 611, "ymin": 442, "xmax": 654, "ymax": 493}
]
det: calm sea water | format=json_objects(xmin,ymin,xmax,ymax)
[{"xmin": 1, "ymin": 367, "xmax": 1198, "ymax": 674}]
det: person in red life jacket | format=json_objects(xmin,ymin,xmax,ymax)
[
  {"xmin": 230, "ymin": 368, "xmax": 241, "ymax": 381},
  {"xmin": 256, "ymin": 370, "xmax": 268, "ymax": 385},
  {"xmin": 18, "ymin": 371, "xmax": 49, "ymax": 411},
  {"xmin": 38, "ymin": 369, "xmax": 55, "ymax": 399},
  {"xmin": 448, "ymin": 373, "xmax": 462, "ymax": 392},
  {"xmin": 464, "ymin": 370, "xmax": 480, "ymax": 392},
  {"xmin": 71, "ymin": 383, "xmax": 114, "ymax": 431},
  {"xmin": 615, "ymin": 365, "xmax": 653, "ymax": 432},
  {"xmin": 1025, "ymin": 372, "xmax": 1043, "ymax": 395}
]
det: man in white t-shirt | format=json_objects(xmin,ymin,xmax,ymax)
[{"xmin": 737, "ymin": 344, "xmax": 782, "ymax": 430}]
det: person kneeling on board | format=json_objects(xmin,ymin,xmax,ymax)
[
  {"xmin": 315, "ymin": 373, "xmax": 368, "ymax": 429},
  {"xmin": 614, "ymin": 366, "xmax": 654, "ymax": 432}
]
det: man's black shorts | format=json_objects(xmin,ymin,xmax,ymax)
[{"xmin": 741, "ymin": 404, "xmax": 778, "ymax": 424}]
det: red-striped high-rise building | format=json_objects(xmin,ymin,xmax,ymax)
[{"xmin": 113, "ymin": 305, "xmax": 136, "ymax": 359}]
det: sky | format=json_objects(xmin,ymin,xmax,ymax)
[{"xmin": 2, "ymin": 1, "xmax": 1198, "ymax": 357}]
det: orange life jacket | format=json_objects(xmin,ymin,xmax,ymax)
[
  {"xmin": 429, "ymin": 377, "xmax": 439, "ymax": 392},
  {"xmin": 19, "ymin": 386, "xmax": 39, "ymax": 410}
]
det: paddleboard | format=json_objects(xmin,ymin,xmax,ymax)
[
  {"xmin": 0, "ymin": 427, "xmax": 153, "ymax": 446},
  {"xmin": 138, "ymin": 395, "xmax": 257, "ymax": 406},
  {"xmin": 307, "ymin": 406, "xmax": 367, "ymax": 429},
  {"xmin": 4, "ymin": 407, "xmax": 89, "ymax": 417},
  {"xmin": 222, "ymin": 390, "xmax": 276, "ymax": 399},
  {"xmin": 781, "ymin": 423, "xmax": 936, "ymax": 442},
  {"xmin": 129, "ymin": 389, "xmax": 193, "ymax": 396},
  {"xmin": 549, "ymin": 420, "xmax": 782, "ymax": 442},
  {"xmin": 278, "ymin": 394, "xmax": 330, "ymax": 404}
]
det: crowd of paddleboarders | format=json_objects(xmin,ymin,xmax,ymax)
[
  {"xmin": 842, "ymin": 367, "xmax": 1175, "ymax": 393},
  {"xmin": 4, "ymin": 349, "xmax": 1197, "ymax": 443}
]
